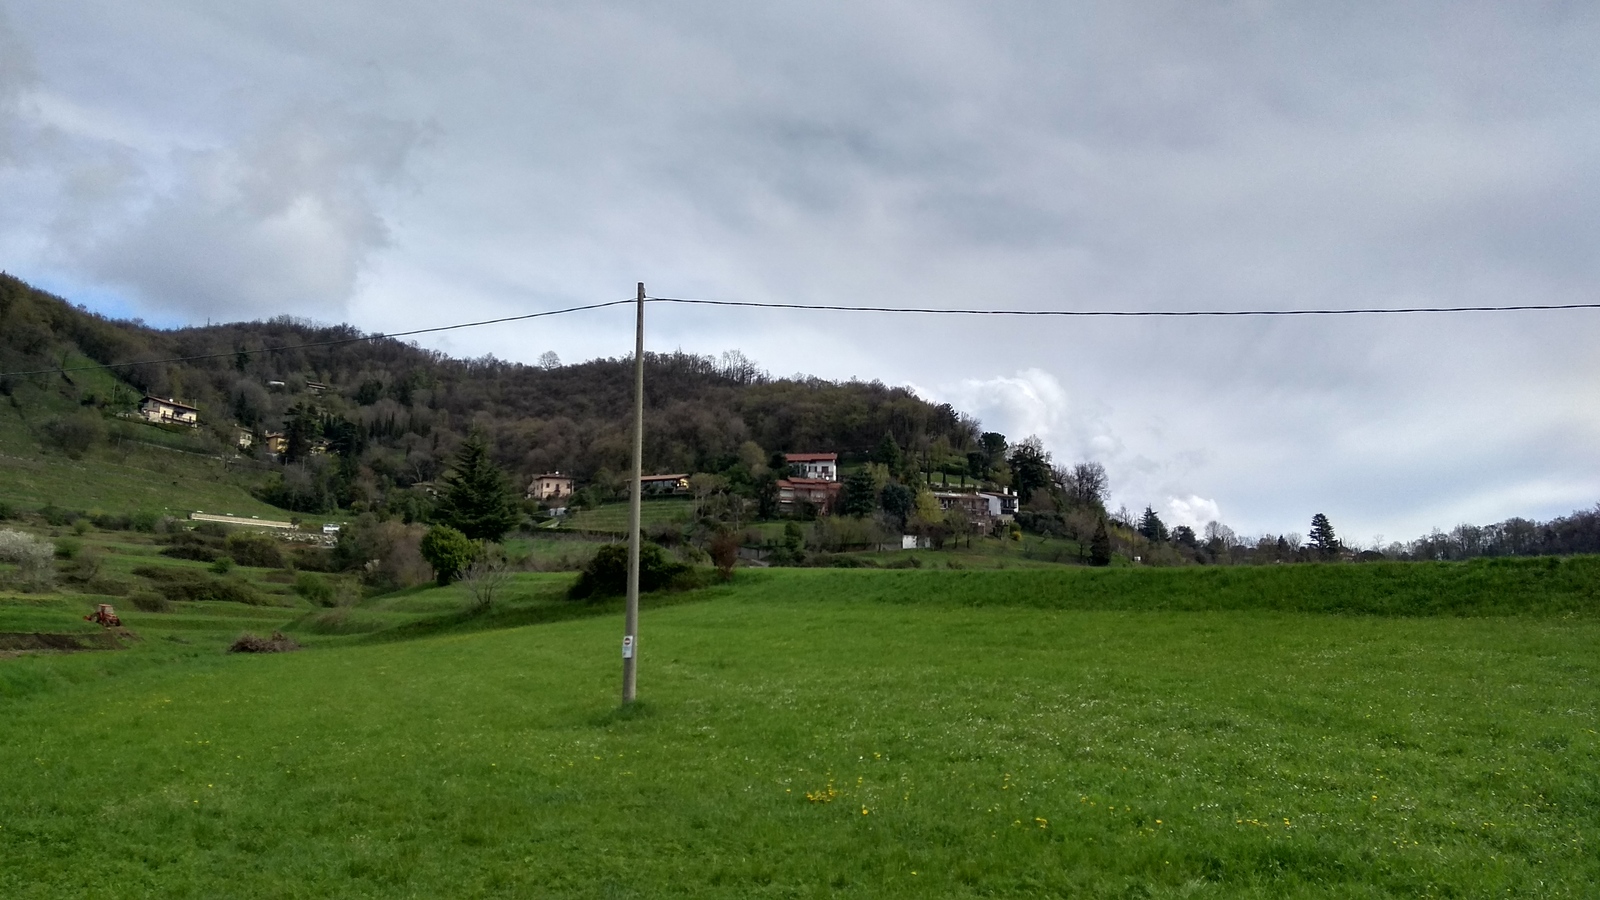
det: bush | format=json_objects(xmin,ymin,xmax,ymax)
[
  {"xmin": 129, "ymin": 590, "xmax": 171, "ymax": 613},
  {"xmin": 420, "ymin": 525, "xmax": 477, "ymax": 586},
  {"xmin": 40, "ymin": 411, "xmax": 105, "ymax": 460},
  {"xmin": 293, "ymin": 571, "xmax": 337, "ymax": 607},
  {"xmin": 210, "ymin": 556, "xmax": 235, "ymax": 574},
  {"xmin": 55, "ymin": 538, "xmax": 81, "ymax": 560},
  {"xmin": 132, "ymin": 565, "xmax": 267, "ymax": 605},
  {"xmin": 40, "ymin": 505, "xmax": 80, "ymax": 527},
  {"xmin": 568, "ymin": 542, "xmax": 688, "ymax": 601},
  {"xmin": 90, "ymin": 511, "xmax": 132, "ymax": 531},
  {"xmin": 130, "ymin": 510, "xmax": 163, "ymax": 533},
  {"xmin": 228, "ymin": 631, "xmax": 300, "ymax": 653},
  {"xmin": 224, "ymin": 531, "xmax": 286, "ymax": 568},
  {"xmin": 0, "ymin": 501, "xmax": 12, "ymax": 520},
  {"xmin": 0, "ymin": 528, "xmax": 56, "ymax": 590}
]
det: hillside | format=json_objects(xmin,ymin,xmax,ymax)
[{"xmin": 0, "ymin": 273, "xmax": 978, "ymax": 517}]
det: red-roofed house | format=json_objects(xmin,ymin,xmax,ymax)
[{"xmin": 785, "ymin": 452, "xmax": 838, "ymax": 482}]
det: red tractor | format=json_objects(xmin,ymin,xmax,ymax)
[{"xmin": 84, "ymin": 603, "xmax": 122, "ymax": 628}]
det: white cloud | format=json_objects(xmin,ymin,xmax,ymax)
[
  {"xmin": 1166, "ymin": 495, "xmax": 1221, "ymax": 531},
  {"xmin": 936, "ymin": 368, "xmax": 1072, "ymax": 449}
]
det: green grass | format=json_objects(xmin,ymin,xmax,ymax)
[
  {"xmin": 1, "ymin": 562, "xmax": 1597, "ymax": 897},
  {"xmin": 563, "ymin": 498, "xmax": 693, "ymax": 534},
  {"xmin": 0, "ymin": 400, "xmax": 289, "ymax": 519}
]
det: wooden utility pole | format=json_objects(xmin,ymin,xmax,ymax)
[{"xmin": 622, "ymin": 282, "xmax": 645, "ymax": 704}]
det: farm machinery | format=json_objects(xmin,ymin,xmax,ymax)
[{"xmin": 84, "ymin": 603, "xmax": 123, "ymax": 627}]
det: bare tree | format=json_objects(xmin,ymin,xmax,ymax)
[{"xmin": 462, "ymin": 549, "xmax": 511, "ymax": 613}]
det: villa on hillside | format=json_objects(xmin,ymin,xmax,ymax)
[
  {"xmin": 785, "ymin": 452, "xmax": 838, "ymax": 481},
  {"xmin": 139, "ymin": 395, "xmax": 199, "ymax": 427},
  {"xmin": 527, "ymin": 472, "xmax": 576, "ymax": 501},
  {"xmin": 778, "ymin": 477, "xmax": 841, "ymax": 515}
]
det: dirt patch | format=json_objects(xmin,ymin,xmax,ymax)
[{"xmin": 0, "ymin": 631, "xmax": 128, "ymax": 653}]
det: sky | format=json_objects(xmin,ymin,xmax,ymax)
[{"xmin": 2, "ymin": 1, "xmax": 1598, "ymax": 544}]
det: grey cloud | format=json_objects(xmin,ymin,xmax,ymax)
[
  {"xmin": 4, "ymin": 1, "xmax": 1599, "ymax": 537},
  {"xmin": 79, "ymin": 106, "xmax": 419, "ymax": 319}
]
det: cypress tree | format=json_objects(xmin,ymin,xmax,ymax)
[{"xmin": 1090, "ymin": 517, "xmax": 1113, "ymax": 566}]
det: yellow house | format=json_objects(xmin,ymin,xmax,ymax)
[{"xmin": 527, "ymin": 472, "xmax": 576, "ymax": 500}]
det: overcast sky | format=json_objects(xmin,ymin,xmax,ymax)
[{"xmin": 3, "ymin": 1, "xmax": 1598, "ymax": 543}]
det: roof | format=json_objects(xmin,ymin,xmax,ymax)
[
  {"xmin": 533, "ymin": 472, "xmax": 573, "ymax": 480},
  {"xmin": 778, "ymin": 478, "xmax": 841, "ymax": 487},
  {"xmin": 640, "ymin": 473, "xmax": 690, "ymax": 482},
  {"xmin": 785, "ymin": 452, "xmax": 838, "ymax": 462},
  {"xmin": 142, "ymin": 395, "xmax": 199, "ymax": 412}
]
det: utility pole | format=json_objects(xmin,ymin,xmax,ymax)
[{"xmin": 622, "ymin": 282, "xmax": 645, "ymax": 704}]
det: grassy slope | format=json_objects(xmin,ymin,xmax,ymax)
[
  {"xmin": 0, "ymin": 386, "xmax": 288, "ymax": 519},
  {"xmin": 2, "ymin": 563, "xmax": 1598, "ymax": 897}
]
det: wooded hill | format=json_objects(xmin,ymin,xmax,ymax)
[{"xmin": 0, "ymin": 273, "xmax": 979, "ymax": 514}]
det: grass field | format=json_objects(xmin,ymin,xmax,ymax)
[
  {"xmin": 563, "ymin": 498, "xmax": 694, "ymax": 534},
  {"xmin": 0, "ymin": 396, "xmax": 290, "ymax": 520},
  {"xmin": 2, "ymin": 560, "xmax": 1597, "ymax": 897}
]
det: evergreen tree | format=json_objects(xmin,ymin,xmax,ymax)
[
  {"xmin": 840, "ymin": 469, "xmax": 879, "ymax": 517},
  {"xmin": 1138, "ymin": 506, "xmax": 1168, "ymax": 542},
  {"xmin": 1090, "ymin": 517, "xmax": 1113, "ymax": 566},
  {"xmin": 1309, "ymin": 513, "xmax": 1340, "ymax": 559},
  {"xmin": 436, "ymin": 435, "xmax": 520, "ymax": 541},
  {"xmin": 872, "ymin": 433, "xmax": 904, "ymax": 476}
]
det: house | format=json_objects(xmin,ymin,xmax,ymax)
[
  {"xmin": 933, "ymin": 491, "xmax": 997, "ymax": 532},
  {"xmin": 639, "ymin": 474, "xmax": 691, "ymax": 495},
  {"xmin": 304, "ymin": 380, "xmax": 328, "ymax": 395},
  {"xmin": 527, "ymin": 472, "xmax": 576, "ymax": 501},
  {"xmin": 262, "ymin": 432, "xmax": 288, "ymax": 456},
  {"xmin": 234, "ymin": 427, "xmax": 254, "ymax": 449},
  {"xmin": 785, "ymin": 452, "xmax": 838, "ymax": 481},
  {"xmin": 139, "ymin": 396, "xmax": 199, "ymax": 427},
  {"xmin": 976, "ymin": 488, "xmax": 1020, "ymax": 521},
  {"xmin": 777, "ymin": 478, "xmax": 841, "ymax": 515}
]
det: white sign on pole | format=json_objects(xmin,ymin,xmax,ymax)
[{"xmin": 622, "ymin": 635, "xmax": 635, "ymax": 659}]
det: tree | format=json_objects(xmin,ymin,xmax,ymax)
[
  {"xmin": 1064, "ymin": 462, "xmax": 1109, "ymax": 511},
  {"xmin": 436, "ymin": 434, "xmax": 520, "ymax": 541},
  {"xmin": 1137, "ymin": 506, "xmax": 1168, "ymax": 543},
  {"xmin": 1008, "ymin": 437, "xmax": 1053, "ymax": 505},
  {"xmin": 879, "ymin": 482, "xmax": 915, "ymax": 528},
  {"xmin": 979, "ymin": 431, "xmax": 1008, "ymax": 473},
  {"xmin": 709, "ymin": 529, "xmax": 741, "ymax": 580},
  {"xmin": 1309, "ymin": 513, "xmax": 1340, "ymax": 559},
  {"xmin": 872, "ymin": 433, "xmax": 905, "ymax": 476},
  {"xmin": 419, "ymin": 525, "xmax": 477, "ymax": 586},
  {"xmin": 1090, "ymin": 518, "xmax": 1112, "ymax": 566},
  {"xmin": 840, "ymin": 469, "xmax": 879, "ymax": 517},
  {"xmin": 462, "ymin": 547, "xmax": 510, "ymax": 612},
  {"xmin": 1172, "ymin": 525, "xmax": 1198, "ymax": 549}
]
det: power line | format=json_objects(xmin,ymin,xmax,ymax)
[
  {"xmin": 0, "ymin": 299, "xmax": 635, "ymax": 378},
  {"xmin": 6, "ymin": 290, "xmax": 1597, "ymax": 380},
  {"xmin": 649, "ymin": 296, "xmax": 1600, "ymax": 316}
]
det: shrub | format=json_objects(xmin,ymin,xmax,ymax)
[
  {"xmin": 0, "ymin": 501, "xmax": 12, "ymax": 520},
  {"xmin": 161, "ymin": 530, "xmax": 223, "ymax": 562},
  {"xmin": 40, "ymin": 505, "xmax": 79, "ymax": 527},
  {"xmin": 40, "ymin": 411, "xmax": 105, "ymax": 460},
  {"xmin": 0, "ymin": 528, "xmax": 56, "ymax": 590},
  {"xmin": 55, "ymin": 538, "xmax": 82, "ymax": 560},
  {"xmin": 130, "ymin": 510, "xmax": 162, "ymax": 533},
  {"xmin": 293, "ymin": 571, "xmax": 337, "ymax": 607},
  {"xmin": 210, "ymin": 556, "xmax": 235, "ymax": 574},
  {"xmin": 420, "ymin": 525, "xmax": 477, "ymax": 586},
  {"xmin": 129, "ymin": 590, "xmax": 171, "ymax": 613},
  {"xmin": 224, "ymin": 531, "xmax": 285, "ymax": 568},
  {"xmin": 568, "ymin": 542, "xmax": 687, "ymax": 601},
  {"xmin": 228, "ymin": 631, "xmax": 300, "ymax": 653},
  {"xmin": 332, "ymin": 517, "xmax": 430, "ymax": 591},
  {"xmin": 132, "ymin": 565, "xmax": 267, "ymax": 605},
  {"xmin": 709, "ymin": 530, "xmax": 741, "ymax": 580}
]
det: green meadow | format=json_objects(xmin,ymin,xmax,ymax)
[{"xmin": 2, "ymin": 562, "xmax": 1598, "ymax": 898}]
